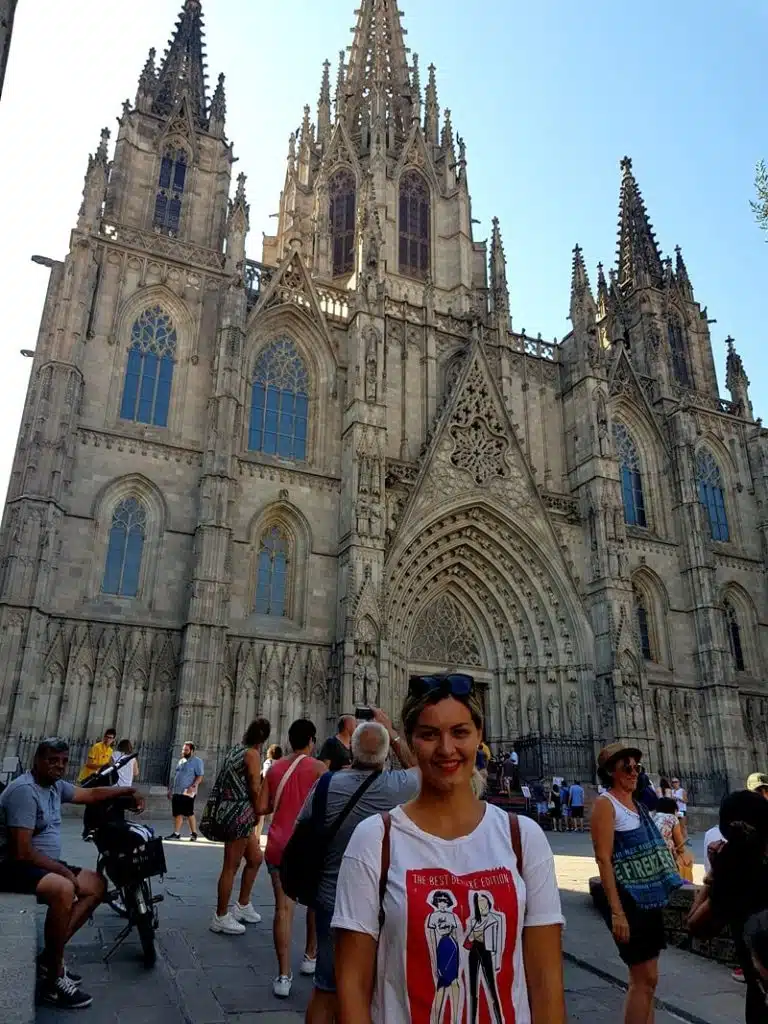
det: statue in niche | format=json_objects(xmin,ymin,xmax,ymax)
[
  {"xmin": 547, "ymin": 694, "xmax": 561, "ymax": 734},
  {"xmin": 526, "ymin": 694, "xmax": 539, "ymax": 735},
  {"xmin": 504, "ymin": 694, "xmax": 518, "ymax": 738},
  {"xmin": 364, "ymin": 656, "xmax": 379, "ymax": 705},
  {"xmin": 358, "ymin": 453, "xmax": 372, "ymax": 495},
  {"xmin": 596, "ymin": 390, "xmax": 610, "ymax": 456},
  {"xmin": 567, "ymin": 690, "xmax": 581, "ymax": 736},
  {"xmin": 365, "ymin": 328, "xmax": 379, "ymax": 402},
  {"xmin": 353, "ymin": 656, "xmax": 365, "ymax": 705}
]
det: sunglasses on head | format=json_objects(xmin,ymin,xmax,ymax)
[{"xmin": 408, "ymin": 673, "xmax": 475, "ymax": 698}]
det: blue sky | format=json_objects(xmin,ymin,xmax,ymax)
[{"xmin": 0, "ymin": 0, "xmax": 766, "ymax": 499}]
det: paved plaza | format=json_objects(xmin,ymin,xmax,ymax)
[{"xmin": 32, "ymin": 818, "xmax": 743, "ymax": 1024}]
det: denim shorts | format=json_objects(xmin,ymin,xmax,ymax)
[{"xmin": 314, "ymin": 905, "xmax": 336, "ymax": 993}]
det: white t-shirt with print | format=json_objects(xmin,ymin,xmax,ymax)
[{"xmin": 332, "ymin": 802, "xmax": 564, "ymax": 1024}]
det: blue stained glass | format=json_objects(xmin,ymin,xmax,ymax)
[
  {"xmin": 159, "ymin": 156, "xmax": 173, "ymax": 189},
  {"xmin": 102, "ymin": 498, "xmax": 147, "ymax": 598},
  {"xmin": 153, "ymin": 147, "xmax": 187, "ymax": 236},
  {"xmin": 173, "ymin": 157, "xmax": 187, "ymax": 192},
  {"xmin": 120, "ymin": 308, "xmax": 177, "ymax": 428},
  {"xmin": 255, "ymin": 527, "xmax": 289, "ymax": 617},
  {"xmin": 613, "ymin": 422, "xmax": 647, "ymax": 527},
  {"xmin": 696, "ymin": 451, "xmax": 730, "ymax": 542},
  {"xmin": 637, "ymin": 602, "xmax": 652, "ymax": 661},
  {"xmin": 248, "ymin": 338, "xmax": 309, "ymax": 462}
]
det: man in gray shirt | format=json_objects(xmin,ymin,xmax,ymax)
[
  {"xmin": 166, "ymin": 741, "xmax": 204, "ymax": 841},
  {"xmin": 300, "ymin": 710, "xmax": 419, "ymax": 1023},
  {"xmin": 0, "ymin": 737, "xmax": 139, "ymax": 1008}
]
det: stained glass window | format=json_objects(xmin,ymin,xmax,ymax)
[
  {"xmin": 613, "ymin": 422, "xmax": 647, "ymax": 527},
  {"xmin": 120, "ymin": 307, "xmax": 177, "ymax": 428},
  {"xmin": 696, "ymin": 450, "xmax": 729, "ymax": 542},
  {"xmin": 329, "ymin": 169, "xmax": 356, "ymax": 276},
  {"xmin": 102, "ymin": 498, "xmax": 147, "ymax": 598},
  {"xmin": 725, "ymin": 600, "xmax": 745, "ymax": 672},
  {"xmin": 668, "ymin": 318, "xmax": 691, "ymax": 388},
  {"xmin": 399, "ymin": 170, "xmax": 430, "ymax": 280},
  {"xmin": 153, "ymin": 147, "xmax": 187, "ymax": 236},
  {"xmin": 635, "ymin": 593, "xmax": 653, "ymax": 661},
  {"xmin": 255, "ymin": 526, "xmax": 289, "ymax": 617},
  {"xmin": 248, "ymin": 337, "xmax": 309, "ymax": 461}
]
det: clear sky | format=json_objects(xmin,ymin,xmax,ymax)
[{"xmin": 0, "ymin": 0, "xmax": 766, "ymax": 504}]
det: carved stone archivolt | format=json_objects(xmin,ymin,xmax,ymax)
[{"xmin": 409, "ymin": 593, "xmax": 482, "ymax": 667}]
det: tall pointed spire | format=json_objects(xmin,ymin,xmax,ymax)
[
  {"xmin": 596, "ymin": 262, "xmax": 609, "ymax": 318},
  {"xmin": 725, "ymin": 336, "xmax": 753, "ymax": 419},
  {"xmin": 490, "ymin": 218, "xmax": 510, "ymax": 322},
  {"xmin": 343, "ymin": 0, "xmax": 414, "ymax": 140},
  {"xmin": 209, "ymin": 73, "xmax": 226, "ymax": 138},
  {"xmin": 136, "ymin": 48, "xmax": 157, "ymax": 112},
  {"xmin": 674, "ymin": 244, "xmax": 693, "ymax": 301},
  {"xmin": 153, "ymin": 0, "xmax": 209, "ymax": 129},
  {"xmin": 570, "ymin": 244, "xmax": 596, "ymax": 327},
  {"xmin": 318, "ymin": 60, "xmax": 332, "ymax": 143},
  {"xmin": 616, "ymin": 156, "xmax": 664, "ymax": 293},
  {"xmin": 424, "ymin": 63, "xmax": 439, "ymax": 145},
  {"xmin": 78, "ymin": 128, "xmax": 111, "ymax": 232}
]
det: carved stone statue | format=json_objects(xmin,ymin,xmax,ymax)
[
  {"xmin": 353, "ymin": 656, "xmax": 365, "ymax": 705},
  {"xmin": 504, "ymin": 694, "xmax": 518, "ymax": 738},
  {"xmin": 526, "ymin": 694, "xmax": 539, "ymax": 734},
  {"xmin": 547, "ymin": 694, "xmax": 560, "ymax": 734},
  {"xmin": 364, "ymin": 655, "xmax": 379, "ymax": 705},
  {"xmin": 567, "ymin": 690, "xmax": 581, "ymax": 736},
  {"xmin": 365, "ymin": 329, "xmax": 378, "ymax": 402}
]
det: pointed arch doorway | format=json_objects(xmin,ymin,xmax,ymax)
[{"xmin": 407, "ymin": 593, "xmax": 494, "ymax": 722}]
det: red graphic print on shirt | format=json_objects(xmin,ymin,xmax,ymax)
[{"xmin": 404, "ymin": 866, "xmax": 519, "ymax": 1024}]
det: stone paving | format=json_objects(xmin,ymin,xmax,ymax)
[{"xmin": 32, "ymin": 818, "xmax": 743, "ymax": 1024}]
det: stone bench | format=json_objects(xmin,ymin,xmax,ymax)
[
  {"xmin": 589, "ymin": 877, "xmax": 737, "ymax": 966},
  {"xmin": 0, "ymin": 894, "xmax": 37, "ymax": 1024}
]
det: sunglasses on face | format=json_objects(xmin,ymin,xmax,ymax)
[
  {"xmin": 618, "ymin": 760, "xmax": 643, "ymax": 775},
  {"xmin": 408, "ymin": 673, "xmax": 475, "ymax": 698}
]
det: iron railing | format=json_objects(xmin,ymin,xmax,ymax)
[
  {"xmin": 675, "ymin": 771, "xmax": 730, "ymax": 808},
  {"xmin": 10, "ymin": 735, "xmax": 175, "ymax": 787},
  {"xmin": 510, "ymin": 734, "xmax": 599, "ymax": 785}
]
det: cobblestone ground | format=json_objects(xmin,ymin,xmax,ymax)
[{"xmin": 34, "ymin": 818, "xmax": 733, "ymax": 1024}]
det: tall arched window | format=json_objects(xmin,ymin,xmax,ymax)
[
  {"xmin": 120, "ymin": 307, "xmax": 177, "ymax": 427},
  {"xmin": 696, "ymin": 450, "xmax": 729, "ymax": 542},
  {"xmin": 668, "ymin": 317, "xmax": 691, "ymax": 388},
  {"xmin": 255, "ymin": 526, "xmax": 289, "ymax": 617},
  {"xmin": 613, "ymin": 421, "xmax": 647, "ymax": 527},
  {"xmin": 329, "ymin": 169, "xmax": 356, "ymax": 277},
  {"xmin": 724, "ymin": 599, "xmax": 746, "ymax": 672},
  {"xmin": 102, "ymin": 497, "xmax": 147, "ymax": 598},
  {"xmin": 634, "ymin": 588, "xmax": 653, "ymax": 661},
  {"xmin": 399, "ymin": 170, "xmax": 430, "ymax": 279},
  {"xmin": 153, "ymin": 147, "xmax": 187, "ymax": 236},
  {"xmin": 248, "ymin": 337, "xmax": 309, "ymax": 461}
]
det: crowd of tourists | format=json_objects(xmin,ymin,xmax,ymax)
[{"xmin": 2, "ymin": 682, "xmax": 768, "ymax": 1021}]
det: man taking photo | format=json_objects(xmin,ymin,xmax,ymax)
[{"xmin": 0, "ymin": 737, "xmax": 140, "ymax": 1008}]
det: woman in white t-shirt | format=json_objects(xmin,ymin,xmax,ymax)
[
  {"xmin": 332, "ymin": 673, "xmax": 566, "ymax": 1024},
  {"xmin": 112, "ymin": 739, "xmax": 139, "ymax": 788}
]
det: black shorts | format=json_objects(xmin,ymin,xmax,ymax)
[
  {"xmin": 172, "ymin": 794, "xmax": 195, "ymax": 817},
  {"xmin": 598, "ymin": 886, "xmax": 666, "ymax": 966},
  {"xmin": 0, "ymin": 860, "xmax": 81, "ymax": 897},
  {"xmin": 571, "ymin": 806, "xmax": 584, "ymax": 819}
]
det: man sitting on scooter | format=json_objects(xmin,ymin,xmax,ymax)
[{"xmin": 0, "ymin": 737, "xmax": 140, "ymax": 1009}]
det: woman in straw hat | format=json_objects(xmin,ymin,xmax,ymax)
[{"xmin": 591, "ymin": 743, "xmax": 683, "ymax": 1024}]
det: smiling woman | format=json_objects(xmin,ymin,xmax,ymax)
[{"xmin": 332, "ymin": 673, "xmax": 566, "ymax": 1024}]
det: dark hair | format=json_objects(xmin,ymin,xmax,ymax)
[
  {"xmin": 744, "ymin": 910, "xmax": 768, "ymax": 971},
  {"xmin": 710, "ymin": 791, "xmax": 768, "ymax": 920},
  {"xmin": 431, "ymin": 890, "xmax": 453, "ymax": 908},
  {"xmin": 117, "ymin": 739, "xmax": 133, "ymax": 754},
  {"xmin": 184, "ymin": 741, "xmax": 196, "ymax": 752},
  {"xmin": 36, "ymin": 737, "xmax": 69, "ymax": 759},
  {"xmin": 288, "ymin": 719, "xmax": 317, "ymax": 751},
  {"xmin": 243, "ymin": 717, "xmax": 271, "ymax": 748},
  {"xmin": 266, "ymin": 744, "xmax": 282, "ymax": 760},
  {"xmin": 659, "ymin": 776, "xmax": 671, "ymax": 791},
  {"xmin": 597, "ymin": 764, "xmax": 613, "ymax": 787},
  {"xmin": 551, "ymin": 784, "xmax": 560, "ymax": 794},
  {"xmin": 656, "ymin": 797, "xmax": 678, "ymax": 814},
  {"xmin": 401, "ymin": 681, "xmax": 483, "ymax": 743},
  {"xmin": 105, "ymin": 728, "xmax": 117, "ymax": 737}
]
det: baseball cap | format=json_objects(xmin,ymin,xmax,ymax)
[
  {"xmin": 597, "ymin": 742, "xmax": 642, "ymax": 770},
  {"xmin": 747, "ymin": 772, "xmax": 768, "ymax": 792}
]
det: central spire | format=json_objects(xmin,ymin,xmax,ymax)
[
  {"xmin": 616, "ymin": 156, "xmax": 664, "ymax": 293},
  {"xmin": 344, "ymin": 0, "xmax": 414, "ymax": 138},
  {"xmin": 153, "ymin": 0, "xmax": 209, "ymax": 128}
]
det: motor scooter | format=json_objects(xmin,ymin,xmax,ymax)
[{"xmin": 79, "ymin": 753, "xmax": 165, "ymax": 967}]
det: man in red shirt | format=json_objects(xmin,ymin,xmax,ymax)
[{"xmin": 259, "ymin": 719, "xmax": 326, "ymax": 1000}]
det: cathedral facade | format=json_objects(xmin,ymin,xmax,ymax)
[{"xmin": 1, "ymin": 0, "xmax": 766, "ymax": 788}]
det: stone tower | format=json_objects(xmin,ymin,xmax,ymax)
[{"xmin": 0, "ymin": 1, "xmax": 765, "ymax": 795}]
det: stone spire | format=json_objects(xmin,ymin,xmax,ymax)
[
  {"xmin": 596, "ymin": 262, "xmax": 609, "ymax": 318},
  {"xmin": 424, "ymin": 63, "xmax": 439, "ymax": 145},
  {"xmin": 153, "ymin": 0, "xmax": 209, "ymax": 129},
  {"xmin": 725, "ymin": 336, "xmax": 752, "ymax": 418},
  {"xmin": 136, "ymin": 48, "xmax": 157, "ymax": 112},
  {"xmin": 78, "ymin": 128, "xmax": 111, "ymax": 232},
  {"xmin": 225, "ymin": 172, "xmax": 250, "ymax": 274},
  {"xmin": 318, "ymin": 59, "xmax": 332, "ymax": 143},
  {"xmin": 343, "ymin": 0, "xmax": 414, "ymax": 140},
  {"xmin": 490, "ymin": 217, "xmax": 510, "ymax": 322},
  {"xmin": 675, "ymin": 244, "xmax": 693, "ymax": 301},
  {"xmin": 335, "ymin": 50, "xmax": 346, "ymax": 118},
  {"xmin": 411, "ymin": 53, "xmax": 421, "ymax": 122},
  {"xmin": 209, "ymin": 72, "xmax": 226, "ymax": 138},
  {"xmin": 616, "ymin": 156, "xmax": 664, "ymax": 293},
  {"xmin": 570, "ymin": 244, "xmax": 596, "ymax": 328}
]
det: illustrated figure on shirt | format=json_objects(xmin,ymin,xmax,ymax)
[
  {"xmin": 464, "ymin": 891, "xmax": 506, "ymax": 1024},
  {"xmin": 425, "ymin": 890, "xmax": 464, "ymax": 1024}
]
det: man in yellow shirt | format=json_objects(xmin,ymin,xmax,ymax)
[{"xmin": 77, "ymin": 729, "xmax": 116, "ymax": 783}]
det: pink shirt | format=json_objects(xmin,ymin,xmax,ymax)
[{"xmin": 264, "ymin": 754, "xmax": 325, "ymax": 866}]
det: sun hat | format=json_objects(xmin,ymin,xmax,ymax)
[
  {"xmin": 746, "ymin": 772, "xmax": 768, "ymax": 793},
  {"xmin": 597, "ymin": 742, "xmax": 643, "ymax": 770}
]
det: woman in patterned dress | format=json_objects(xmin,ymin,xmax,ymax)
[{"xmin": 209, "ymin": 718, "xmax": 272, "ymax": 935}]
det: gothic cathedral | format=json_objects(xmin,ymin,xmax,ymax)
[{"xmin": 1, "ymin": 0, "xmax": 765, "ymax": 787}]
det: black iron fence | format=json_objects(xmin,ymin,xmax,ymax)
[
  {"xmin": 512, "ymin": 734, "xmax": 599, "ymax": 784},
  {"xmin": 9, "ymin": 735, "xmax": 175, "ymax": 787},
  {"xmin": 680, "ymin": 771, "xmax": 730, "ymax": 808}
]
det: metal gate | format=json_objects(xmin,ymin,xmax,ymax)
[{"xmin": 515, "ymin": 734, "xmax": 598, "ymax": 784}]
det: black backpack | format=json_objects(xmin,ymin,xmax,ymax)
[{"xmin": 280, "ymin": 769, "xmax": 381, "ymax": 907}]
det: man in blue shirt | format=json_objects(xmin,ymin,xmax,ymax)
[
  {"xmin": 0, "ymin": 737, "xmax": 139, "ymax": 1008},
  {"xmin": 167, "ymin": 741, "xmax": 205, "ymax": 841},
  {"xmin": 568, "ymin": 780, "xmax": 586, "ymax": 832}
]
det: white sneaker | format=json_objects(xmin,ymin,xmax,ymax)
[
  {"xmin": 300, "ymin": 955, "xmax": 317, "ymax": 976},
  {"xmin": 273, "ymin": 974, "xmax": 293, "ymax": 999},
  {"xmin": 209, "ymin": 911, "xmax": 246, "ymax": 935},
  {"xmin": 232, "ymin": 902, "xmax": 262, "ymax": 924}
]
